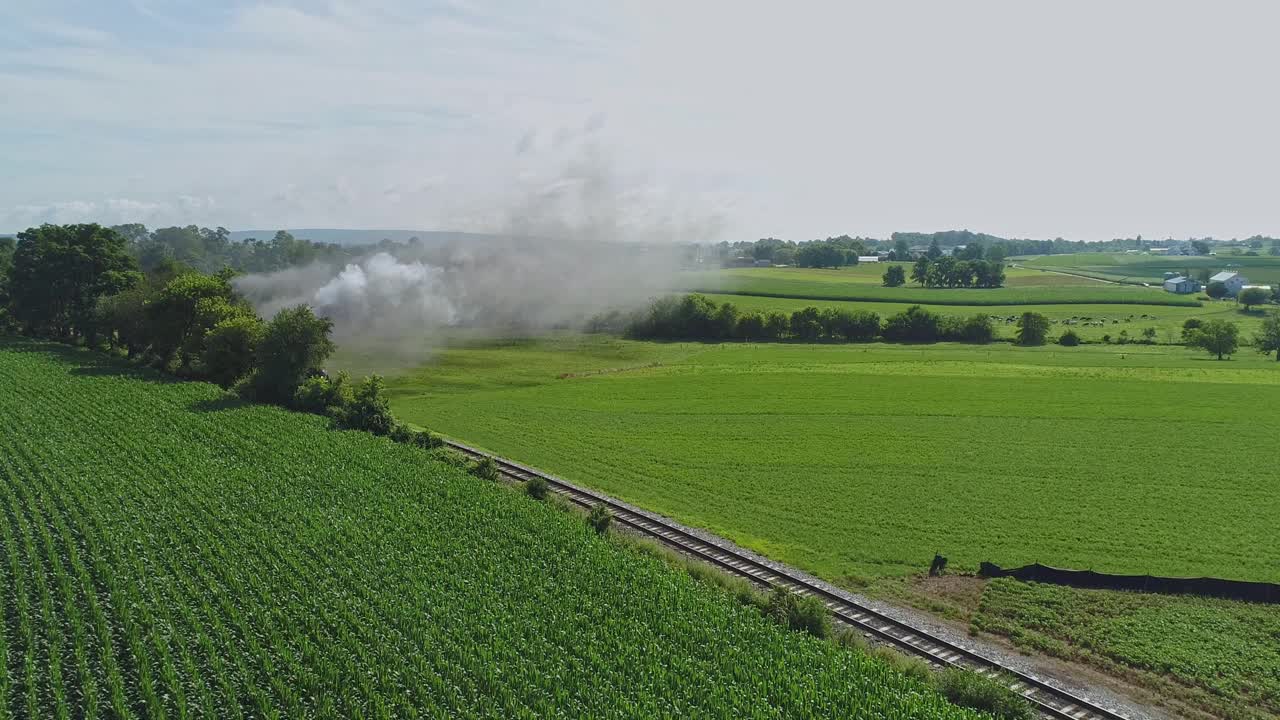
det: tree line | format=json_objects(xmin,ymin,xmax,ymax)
[
  {"xmin": 616, "ymin": 294, "xmax": 1009, "ymax": 344},
  {"xmin": 0, "ymin": 223, "xmax": 438, "ymax": 446},
  {"xmin": 108, "ymin": 224, "xmax": 377, "ymax": 275}
]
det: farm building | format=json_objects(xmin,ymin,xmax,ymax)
[
  {"xmin": 1209, "ymin": 271, "xmax": 1247, "ymax": 297},
  {"xmin": 857, "ymin": 255, "xmax": 880, "ymax": 263},
  {"xmin": 753, "ymin": 259, "xmax": 772, "ymax": 267},
  {"xmin": 1162, "ymin": 276, "xmax": 1200, "ymax": 294}
]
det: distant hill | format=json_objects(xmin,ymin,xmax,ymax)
[{"xmin": 227, "ymin": 228, "xmax": 508, "ymax": 246}]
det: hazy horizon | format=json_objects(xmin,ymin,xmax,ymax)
[{"xmin": 3, "ymin": 1, "xmax": 1278, "ymax": 242}]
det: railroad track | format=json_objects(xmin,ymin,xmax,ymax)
[{"xmin": 445, "ymin": 440, "xmax": 1130, "ymax": 720}]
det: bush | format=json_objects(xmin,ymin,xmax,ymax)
[
  {"xmin": 293, "ymin": 371, "xmax": 353, "ymax": 416},
  {"xmin": 334, "ymin": 375, "xmax": 396, "ymax": 436},
  {"xmin": 870, "ymin": 646, "xmax": 932, "ymax": 685},
  {"xmin": 734, "ymin": 311, "xmax": 766, "ymax": 340},
  {"xmin": 935, "ymin": 668, "xmax": 1034, "ymax": 720},
  {"xmin": 470, "ymin": 456, "xmax": 499, "ymax": 481},
  {"xmin": 1206, "ymin": 281, "xmax": 1228, "ymax": 300},
  {"xmin": 790, "ymin": 307, "xmax": 823, "ymax": 341},
  {"xmin": 525, "ymin": 475, "xmax": 550, "ymax": 500},
  {"xmin": 587, "ymin": 504, "xmax": 612, "ymax": 535},
  {"xmin": 882, "ymin": 264, "xmax": 906, "ymax": 287},
  {"xmin": 882, "ymin": 305, "xmax": 939, "ymax": 342},
  {"xmin": 245, "ymin": 305, "xmax": 336, "ymax": 405},
  {"xmin": 1181, "ymin": 317, "xmax": 1203, "ymax": 343},
  {"xmin": 1058, "ymin": 330, "xmax": 1081, "ymax": 346},
  {"xmin": 939, "ymin": 314, "xmax": 995, "ymax": 343},
  {"xmin": 1101, "ymin": 333, "xmax": 1111, "ymax": 344},
  {"xmin": 202, "ymin": 314, "xmax": 264, "ymax": 388},
  {"xmin": 764, "ymin": 587, "xmax": 831, "ymax": 639},
  {"xmin": 1015, "ymin": 312, "xmax": 1051, "ymax": 346},
  {"xmin": 762, "ymin": 312, "xmax": 790, "ymax": 340},
  {"xmin": 822, "ymin": 309, "xmax": 880, "ymax": 342}
]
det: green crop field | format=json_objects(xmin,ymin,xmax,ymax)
[
  {"xmin": 0, "ymin": 338, "xmax": 983, "ymax": 720},
  {"xmin": 1021, "ymin": 252, "xmax": 1280, "ymax": 286},
  {"xmin": 682, "ymin": 265, "xmax": 1201, "ymax": 306},
  {"xmin": 371, "ymin": 335, "xmax": 1280, "ymax": 720}
]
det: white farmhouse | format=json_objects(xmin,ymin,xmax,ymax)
[{"xmin": 1208, "ymin": 271, "xmax": 1247, "ymax": 297}]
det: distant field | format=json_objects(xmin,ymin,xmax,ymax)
[
  {"xmin": 1021, "ymin": 252, "xmax": 1280, "ymax": 286},
  {"xmin": 697, "ymin": 292, "xmax": 1266, "ymax": 343},
  {"xmin": 683, "ymin": 265, "xmax": 1201, "ymax": 306},
  {"xmin": 0, "ymin": 339, "xmax": 979, "ymax": 719}
]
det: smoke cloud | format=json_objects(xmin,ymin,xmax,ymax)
[{"xmin": 232, "ymin": 150, "xmax": 720, "ymax": 368}]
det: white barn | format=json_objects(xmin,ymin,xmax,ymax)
[
  {"xmin": 1162, "ymin": 276, "xmax": 1199, "ymax": 294},
  {"xmin": 1209, "ymin": 271, "xmax": 1247, "ymax": 297}
]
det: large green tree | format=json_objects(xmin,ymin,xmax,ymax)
[
  {"xmin": 246, "ymin": 305, "xmax": 336, "ymax": 404},
  {"xmin": 1254, "ymin": 311, "xmax": 1280, "ymax": 361},
  {"xmin": 1015, "ymin": 312, "xmax": 1051, "ymax": 346},
  {"xmin": 1188, "ymin": 319, "xmax": 1239, "ymax": 360},
  {"xmin": 882, "ymin": 264, "xmax": 906, "ymax": 287},
  {"xmin": 1238, "ymin": 286, "xmax": 1269, "ymax": 311},
  {"xmin": 8, "ymin": 224, "xmax": 139, "ymax": 342}
]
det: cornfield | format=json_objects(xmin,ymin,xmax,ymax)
[{"xmin": 0, "ymin": 339, "xmax": 979, "ymax": 719}]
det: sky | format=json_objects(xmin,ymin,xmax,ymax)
[{"xmin": 1, "ymin": 0, "xmax": 1278, "ymax": 242}]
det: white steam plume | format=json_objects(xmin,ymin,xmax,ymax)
[{"xmin": 232, "ymin": 149, "xmax": 721, "ymax": 366}]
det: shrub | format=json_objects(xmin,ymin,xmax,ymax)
[
  {"xmin": 764, "ymin": 587, "xmax": 831, "ymax": 639},
  {"xmin": 1015, "ymin": 312, "xmax": 1050, "ymax": 345},
  {"xmin": 882, "ymin": 305, "xmax": 939, "ymax": 343},
  {"xmin": 334, "ymin": 375, "xmax": 396, "ymax": 436},
  {"xmin": 587, "ymin": 504, "xmax": 612, "ymax": 535},
  {"xmin": 245, "ymin": 305, "xmax": 336, "ymax": 405},
  {"xmin": 1181, "ymin": 317, "xmax": 1203, "ymax": 343},
  {"xmin": 935, "ymin": 668, "xmax": 1034, "ymax": 720},
  {"xmin": 1058, "ymin": 330, "xmax": 1081, "ymax": 346},
  {"xmin": 1101, "ymin": 333, "xmax": 1111, "ymax": 343},
  {"xmin": 293, "ymin": 371, "xmax": 353, "ymax": 416},
  {"xmin": 939, "ymin": 314, "xmax": 995, "ymax": 343},
  {"xmin": 525, "ymin": 475, "xmax": 550, "ymax": 500},
  {"xmin": 470, "ymin": 456, "xmax": 499, "ymax": 481},
  {"xmin": 1206, "ymin": 281, "xmax": 1228, "ymax": 299},
  {"xmin": 762, "ymin": 311, "xmax": 790, "ymax": 340},
  {"xmin": 1141, "ymin": 327, "xmax": 1157, "ymax": 343},
  {"xmin": 202, "ymin": 314, "xmax": 264, "ymax": 388},
  {"xmin": 869, "ymin": 647, "xmax": 932, "ymax": 685}
]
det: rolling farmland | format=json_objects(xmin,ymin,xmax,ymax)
[
  {"xmin": 0, "ymin": 339, "xmax": 983, "ymax": 720},
  {"xmin": 682, "ymin": 265, "xmax": 1201, "ymax": 306},
  {"xmin": 1020, "ymin": 252, "xmax": 1280, "ymax": 286}
]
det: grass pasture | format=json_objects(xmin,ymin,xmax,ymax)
[
  {"xmin": 379, "ymin": 336, "xmax": 1280, "ymax": 583},
  {"xmin": 682, "ymin": 265, "xmax": 1201, "ymax": 306},
  {"xmin": 0, "ymin": 338, "xmax": 983, "ymax": 720}
]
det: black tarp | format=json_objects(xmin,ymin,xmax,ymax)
[{"xmin": 979, "ymin": 562, "xmax": 1279, "ymax": 604}]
